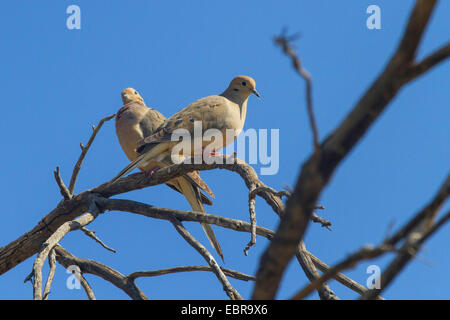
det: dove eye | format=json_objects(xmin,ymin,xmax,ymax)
[
  {"xmin": 241, "ymin": 81, "xmax": 247, "ymax": 86},
  {"xmin": 134, "ymin": 91, "xmax": 138, "ymax": 95}
]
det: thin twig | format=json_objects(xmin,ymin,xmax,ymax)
[
  {"xmin": 128, "ymin": 266, "xmax": 255, "ymax": 282},
  {"xmin": 307, "ymin": 251, "xmax": 384, "ymax": 299},
  {"xmin": 42, "ymin": 249, "xmax": 56, "ymax": 300},
  {"xmin": 403, "ymin": 43, "xmax": 450, "ymax": 82},
  {"xmin": 274, "ymin": 31, "xmax": 320, "ymax": 151},
  {"xmin": 244, "ymin": 185, "xmax": 258, "ymax": 256},
  {"xmin": 79, "ymin": 274, "xmax": 96, "ymax": 300},
  {"xmin": 296, "ymin": 241, "xmax": 339, "ymax": 300},
  {"xmin": 291, "ymin": 175, "xmax": 450, "ymax": 300},
  {"xmin": 53, "ymin": 167, "xmax": 72, "ymax": 200},
  {"xmin": 102, "ymin": 197, "xmax": 373, "ymax": 298},
  {"xmin": 68, "ymin": 113, "xmax": 116, "ymax": 194},
  {"xmin": 80, "ymin": 227, "xmax": 116, "ymax": 253},
  {"xmin": 170, "ymin": 217, "xmax": 243, "ymax": 300},
  {"xmin": 54, "ymin": 245, "xmax": 147, "ymax": 300},
  {"xmin": 360, "ymin": 210, "xmax": 450, "ymax": 300},
  {"xmin": 250, "ymin": 186, "xmax": 291, "ymax": 200},
  {"xmin": 32, "ymin": 197, "xmax": 101, "ymax": 300},
  {"xmin": 311, "ymin": 212, "xmax": 332, "ymax": 230},
  {"xmin": 291, "ymin": 244, "xmax": 394, "ymax": 300}
]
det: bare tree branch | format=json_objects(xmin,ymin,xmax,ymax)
[
  {"xmin": 20, "ymin": 186, "xmax": 373, "ymax": 300},
  {"xmin": 2, "ymin": 0, "xmax": 447, "ymax": 302},
  {"xmin": 360, "ymin": 173, "xmax": 449, "ymax": 300},
  {"xmin": 0, "ymin": 155, "xmax": 283, "ymax": 276},
  {"xmin": 170, "ymin": 218, "xmax": 243, "ymax": 300},
  {"xmin": 291, "ymin": 244, "xmax": 394, "ymax": 300},
  {"xmin": 386, "ymin": 174, "xmax": 450, "ymax": 246},
  {"xmin": 245, "ymin": 185, "xmax": 258, "ymax": 256},
  {"xmin": 80, "ymin": 227, "xmax": 117, "ymax": 253},
  {"xmin": 291, "ymin": 174, "xmax": 449, "ymax": 300},
  {"xmin": 68, "ymin": 113, "xmax": 116, "ymax": 194},
  {"xmin": 42, "ymin": 249, "xmax": 56, "ymax": 300},
  {"xmin": 310, "ymin": 211, "xmax": 332, "ymax": 230},
  {"xmin": 54, "ymin": 245, "xmax": 147, "ymax": 300},
  {"xmin": 296, "ymin": 241, "xmax": 339, "ymax": 300},
  {"xmin": 402, "ymin": 42, "xmax": 450, "ymax": 82},
  {"xmin": 32, "ymin": 198, "xmax": 101, "ymax": 300},
  {"xmin": 53, "ymin": 167, "xmax": 72, "ymax": 200},
  {"xmin": 274, "ymin": 31, "xmax": 320, "ymax": 150},
  {"xmin": 252, "ymin": 0, "xmax": 445, "ymax": 299},
  {"xmin": 79, "ymin": 274, "xmax": 96, "ymax": 300},
  {"xmin": 128, "ymin": 266, "xmax": 255, "ymax": 282},
  {"xmin": 103, "ymin": 198, "xmax": 373, "ymax": 299},
  {"xmin": 361, "ymin": 205, "xmax": 450, "ymax": 300},
  {"xmin": 54, "ymin": 245, "xmax": 254, "ymax": 300},
  {"xmin": 306, "ymin": 250, "xmax": 384, "ymax": 299}
]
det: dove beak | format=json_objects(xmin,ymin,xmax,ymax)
[
  {"xmin": 123, "ymin": 94, "xmax": 129, "ymax": 99},
  {"xmin": 251, "ymin": 89, "xmax": 261, "ymax": 98}
]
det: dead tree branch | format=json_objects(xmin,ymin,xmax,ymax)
[
  {"xmin": 103, "ymin": 198, "xmax": 376, "ymax": 299},
  {"xmin": 291, "ymin": 174, "xmax": 449, "ymax": 300},
  {"xmin": 252, "ymin": 0, "xmax": 447, "ymax": 299},
  {"xmin": 296, "ymin": 241, "xmax": 339, "ymax": 300},
  {"xmin": 53, "ymin": 167, "xmax": 71, "ymax": 200},
  {"xmin": 0, "ymin": 155, "xmax": 284, "ymax": 277},
  {"xmin": 31, "ymin": 198, "xmax": 101, "ymax": 300},
  {"xmin": 274, "ymin": 31, "xmax": 319, "ymax": 150},
  {"xmin": 42, "ymin": 249, "xmax": 56, "ymax": 300},
  {"xmin": 170, "ymin": 218, "xmax": 243, "ymax": 300},
  {"xmin": 68, "ymin": 113, "xmax": 116, "ymax": 195},
  {"xmin": 360, "ymin": 175, "xmax": 450, "ymax": 299},
  {"xmin": 79, "ymin": 227, "xmax": 116, "ymax": 253},
  {"xmin": 54, "ymin": 245, "xmax": 147, "ymax": 300},
  {"xmin": 128, "ymin": 266, "xmax": 255, "ymax": 282},
  {"xmin": 2, "ymin": 0, "xmax": 447, "ymax": 302},
  {"xmin": 53, "ymin": 245, "xmax": 254, "ymax": 300},
  {"xmin": 306, "ymin": 250, "xmax": 384, "ymax": 299},
  {"xmin": 79, "ymin": 274, "xmax": 96, "ymax": 300},
  {"xmin": 402, "ymin": 43, "xmax": 450, "ymax": 82},
  {"xmin": 291, "ymin": 244, "xmax": 393, "ymax": 300}
]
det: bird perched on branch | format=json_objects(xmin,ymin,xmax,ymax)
[
  {"xmin": 115, "ymin": 88, "xmax": 224, "ymax": 262},
  {"xmin": 112, "ymin": 75, "xmax": 259, "ymax": 183}
]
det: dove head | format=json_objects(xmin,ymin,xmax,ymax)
[
  {"xmin": 121, "ymin": 88, "xmax": 144, "ymax": 104},
  {"xmin": 224, "ymin": 76, "xmax": 260, "ymax": 101}
]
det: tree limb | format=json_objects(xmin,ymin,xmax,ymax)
[
  {"xmin": 274, "ymin": 31, "xmax": 319, "ymax": 150},
  {"xmin": 170, "ymin": 217, "xmax": 243, "ymax": 300},
  {"xmin": 0, "ymin": 156, "xmax": 282, "ymax": 276},
  {"xmin": 42, "ymin": 249, "xmax": 56, "ymax": 300},
  {"xmin": 252, "ymin": 0, "xmax": 444, "ymax": 299},
  {"xmin": 291, "ymin": 174, "xmax": 449, "ymax": 300},
  {"xmin": 128, "ymin": 266, "xmax": 255, "ymax": 282},
  {"xmin": 54, "ymin": 245, "xmax": 147, "ymax": 300},
  {"xmin": 31, "ymin": 198, "xmax": 101, "ymax": 299},
  {"xmin": 68, "ymin": 113, "xmax": 116, "ymax": 194}
]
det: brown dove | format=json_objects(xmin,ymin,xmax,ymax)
[
  {"xmin": 111, "ymin": 76, "xmax": 259, "ymax": 183},
  {"xmin": 115, "ymin": 88, "xmax": 224, "ymax": 261}
]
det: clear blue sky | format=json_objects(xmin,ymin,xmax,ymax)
[{"xmin": 0, "ymin": 1, "xmax": 448, "ymax": 300}]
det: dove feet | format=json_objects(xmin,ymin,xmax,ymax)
[{"xmin": 145, "ymin": 166, "xmax": 160, "ymax": 177}]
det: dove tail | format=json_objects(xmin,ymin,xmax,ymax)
[
  {"xmin": 110, "ymin": 142, "xmax": 170, "ymax": 184},
  {"xmin": 110, "ymin": 153, "xmax": 146, "ymax": 183},
  {"xmin": 200, "ymin": 223, "xmax": 224, "ymax": 263},
  {"xmin": 177, "ymin": 177, "xmax": 224, "ymax": 263}
]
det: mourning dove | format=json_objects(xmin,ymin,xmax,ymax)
[
  {"xmin": 115, "ymin": 88, "xmax": 223, "ymax": 261},
  {"xmin": 111, "ymin": 76, "xmax": 259, "ymax": 183}
]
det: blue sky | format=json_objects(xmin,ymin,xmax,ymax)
[{"xmin": 0, "ymin": 1, "xmax": 448, "ymax": 300}]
